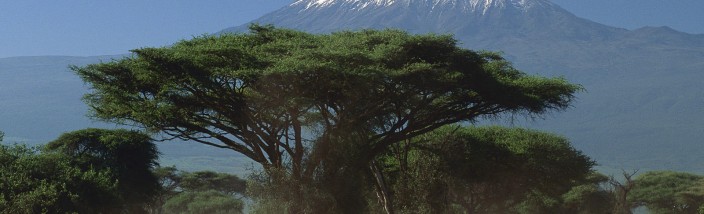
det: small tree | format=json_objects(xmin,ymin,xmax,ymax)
[
  {"xmin": 149, "ymin": 166, "xmax": 181, "ymax": 214},
  {"xmin": 162, "ymin": 190, "xmax": 244, "ymax": 214},
  {"xmin": 179, "ymin": 171, "xmax": 247, "ymax": 195},
  {"xmin": 45, "ymin": 128, "xmax": 161, "ymax": 213},
  {"xmin": 74, "ymin": 25, "xmax": 580, "ymax": 212},
  {"xmin": 148, "ymin": 167, "xmax": 247, "ymax": 214},
  {"xmin": 561, "ymin": 172, "xmax": 614, "ymax": 214},
  {"xmin": 0, "ymin": 144, "xmax": 117, "ymax": 213},
  {"xmin": 382, "ymin": 126, "xmax": 595, "ymax": 213},
  {"xmin": 630, "ymin": 171, "xmax": 704, "ymax": 214},
  {"xmin": 609, "ymin": 170, "xmax": 638, "ymax": 214}
]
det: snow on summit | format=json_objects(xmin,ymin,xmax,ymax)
[
  {"xmin": 292, "ymin": 0, "xmax": 396, "ymax": 10},
  {"xmin": 292, "ymin": 0, "xmax": 553, "ymax": 13}
]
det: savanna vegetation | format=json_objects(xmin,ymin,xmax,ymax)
[
  {"xmin": 0, "ymin": 129, "xmax": 247, "ymax": 214},
  {"xmin": 1, "ymin": 25, "xmax": 702, "ymax": 213}
]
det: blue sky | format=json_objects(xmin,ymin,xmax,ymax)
[{"xmin": 1, "ymin": 0, "xmax": 702, "ymax": 58}]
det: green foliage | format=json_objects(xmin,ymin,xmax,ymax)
[
  {"xmin": 74, "ymin": 25, "xmax": 580, "ymax": 212},
  {"xmin": 45, "ymin": 128, "xmax": 160, "ymax": 213},
  {"xmin": 148, "ymin": 167, "xmax": 246, "ymax": 214},
  {"xmin": 45, "ymin": 128, "xmax": 159, "ymax": 172},
  {"xmin": 679, "ymin": 180, "xmax": 704, "ymax": 213},
  {"xmin": 560, "ymin": 172, "xmax": 614, "ymax": 214},
  {"xmin": 148, "ymin": 166, "xmax": 181, "ymax": 213},
  {"xmin": 383, "ymin": 126, "xmax": 595, "ymax": 213},
  {"xmin": 630, "ymin": 171, "xmax": 704, "ymax": 214},
  {"xmin": 73, "ymin": 24, "xmax": 579, "ymax": 164},
  {"xmin": 0, "ymin": 146, "xmax": 245, "ymax": 214},
  {"xmin": 179, "ymin": 171, "xmax": 247, "ymax": 195},
  {"xmin": 245, "ymin": 168, "xmax": 340, "ymax": 214},
  {"xmin": 0, "ymin": 128, "xmax": 163, "ymax": 213},
  {"xmin": 0, "ymin": 144, "xmax": 117, "ymax": 213},
  {"xmin": 162, "ymin": 190, "xmax": 243, "ymax": 214}
]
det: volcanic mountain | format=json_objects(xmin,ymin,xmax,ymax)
[
  {"xmin": 220, "ymin": 0, "xmax": 704, "ymax": 171},
  {"xmin": 223, "ymin": 0, "xmax": 620, "ymax": 44}
]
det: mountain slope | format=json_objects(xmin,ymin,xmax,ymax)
[
  {"xmin": 220, "ymin": 0, "xmax": 704, "ymax": 171},
  {"xmin": 222, "ymin": 0, "xmax": 623, "ymax": 41}
]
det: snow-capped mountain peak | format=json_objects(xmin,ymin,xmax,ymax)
[
  {"xmin": 292, "ymin": 0, "xmax": 554, "ymax": 14},
  {"xmin": 292, "ymin": 0, "xmax": 396, "ymax": 10}
]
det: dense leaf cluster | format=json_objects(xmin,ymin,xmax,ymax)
[
  {"xmin": 630, "ymin": 171, "xmax": 704, "ymax": 214},
  {"xmin": 381, "ymin": 126, "xmax": 595, "ymax": 213},
  {"xmin": 0, "ymin": 129, "xmax": 159, "ymax": 213},
  {"xmin": 152, "ymin": 167, "xmax": 246, "ymax": 214},
  {"xmin": 0, "ymin": 129, "xmax": 247, "ymax": 214}
]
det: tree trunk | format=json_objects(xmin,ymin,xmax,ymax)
[{"xmin": 370, "ymin": 160, "xmax": 394, "ymax": 214}]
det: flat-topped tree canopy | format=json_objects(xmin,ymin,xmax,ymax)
[{"xmin": 73, "ymin": 24, "xmax": 580, "ymax": 172}]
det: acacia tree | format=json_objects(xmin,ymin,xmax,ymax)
[
  {"xmin": 162, "ymin": 190, "xmax": 244, "ymax": 214},
  {"xmin": 149, "ymin": 167, "xmax": 247, "ymax": 214},
  {"xmin": 178, "ymin": 171, "xmax": 247, "ymax": 195},
  {"xmin": 561, "ymin": 172, "xmax": 614, "ymax": 214},
  {"xmin": 0, "ymin": 129, "xmax": 159, "ymax": 213},
  {"xmin": 74, "ymin": 25, "xmax": 580, "ymax": 212},
  {"xmin": 0, "ymin": 144, "xmax": 116, "ymax": 213},
  {"xmin": 45, "ymin": 128, "xmax": 161, "ymax": 213},
  {"xmin": 630, "ymin": 171, "xmax": 704, "ymax": 214},
  {"xmin": 381, "ymin": 126, "xmax": 595, "ymax": 213},
  {"xmin": 150, "ymin": 166, "xmax": 181, "ymax": 214},
  {"xmin": 610, "ymin": 170, "xmax": 639, "ymax": 214}
]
